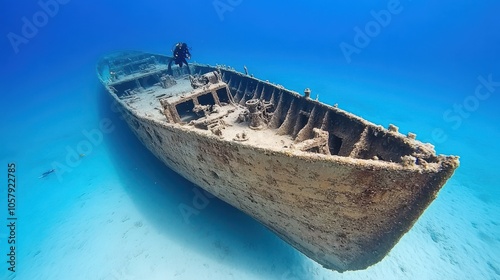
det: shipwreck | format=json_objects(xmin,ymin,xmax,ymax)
[{"xmin": 96, "ymin": 51, "xmax": 459, "ymax": 272}]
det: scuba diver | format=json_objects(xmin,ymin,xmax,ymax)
[{"xmin": 168, "ymin": 42, "xmax": 191, "ymax": 74}]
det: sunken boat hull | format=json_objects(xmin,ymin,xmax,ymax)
[{"xmin": 97, "ymin": 51, "xmax": 459, "ymax": 272}]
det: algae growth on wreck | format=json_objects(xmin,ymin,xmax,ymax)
[{"xmin": 1, "ymin": 1, "xmax": 499, "ymax": 279}]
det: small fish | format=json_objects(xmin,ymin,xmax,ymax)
[{"xmin": 39, "ymin": 169, "xmax": 55, "ymax": 179}]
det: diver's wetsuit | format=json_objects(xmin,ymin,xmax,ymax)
[{"xmin": 168, "ymin": 43, "xmax": 191, "ymax": 74}]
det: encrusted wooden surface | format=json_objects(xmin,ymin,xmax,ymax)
[
  {"xmin": 97, "ymin": 51, "xmax": 459, "ymax": 271},
  {"xmin": 121, "ymin": 106, "xmax": 457, "ymax": 271}
]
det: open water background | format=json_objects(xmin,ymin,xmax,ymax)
[{"xmin": 1, "ymin": 1, "xmax": 499, "ymax": 279}]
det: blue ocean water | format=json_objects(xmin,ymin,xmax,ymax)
[{"xmin": 1, "ymin": 0, "xmax": 499, "ymax": 279}]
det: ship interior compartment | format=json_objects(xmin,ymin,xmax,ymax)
[
  {"xmin": 220, "ymin": 69, "xmax": 427, "ymax": 163},
  {"xmin": 110, "ymin": 66, "xmax": 201, "ymax": 99},
  {"xmin": 175, "ymin": 99, "xmax": 198, "ymax": 122},
  {"xmin": 161, "ymin": 81, "xmax": 234, "ymax": 125},
  {"xmin": 106, "ymin": 54, "xmax": 165, "ymax": 82},
  {"xmin": 109, "ymin": 70, "xmax": 168, "ymax": 98},
  {"xmin": 104, "ymin": 53, "xmax": 201, "ymax": 97},
  {"xmin": 105, "ymin": 56, "xmax": 430, "ymax": 163}
]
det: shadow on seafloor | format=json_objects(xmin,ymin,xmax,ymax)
[{"xmin": 97, "ymin": 88, "xmax": 313, "ymax": 279}]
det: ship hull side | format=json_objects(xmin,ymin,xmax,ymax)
[{"xmin": 115, "ymin": 100, "xmax": 457, "ymax": 272}]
